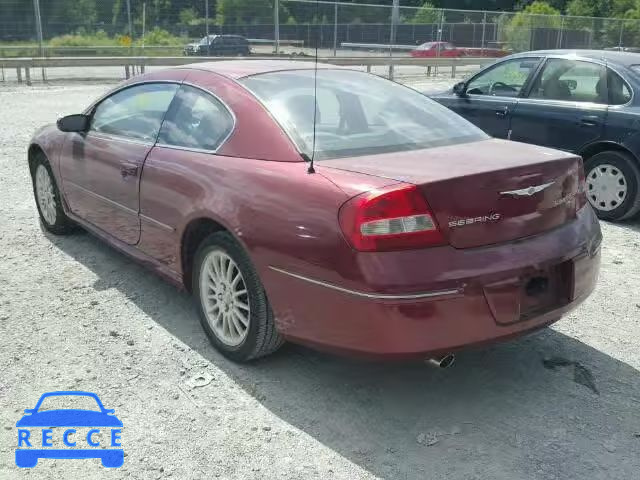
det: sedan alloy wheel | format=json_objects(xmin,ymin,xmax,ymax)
[
  {"xmin": 199, "ymin": 249, "xmax": 250, "ymax": 347},
  {"xmin": 35, "ymin": 164, "xmax": 57, "ymax": 225}
]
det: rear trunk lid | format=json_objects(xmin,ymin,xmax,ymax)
[{"xmin": 322, "ymin": 139, "xmax": 584, "ymax": 249}]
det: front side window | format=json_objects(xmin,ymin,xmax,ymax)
[
  {"xmin": 91, "ymin": 83, "xmax": 178, "ymax": 142},
  {"xmin": 158, "ymin": 85, "xmax": 234, "ymax": 151},
  {"xmin": 240, "ymin": 69, "xmax": 487, "ymax": 160},
  {"xmin": 528, "ymin": 59, "xmax": 606, "ymax": 103},
  {"xmin": 466, "ymin": 57, "xmax": 540, "ymax": 97}
]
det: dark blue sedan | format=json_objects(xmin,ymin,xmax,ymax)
[{"xmin": 430, "ymin": 50, "xmax": 640, "ymax": 221}]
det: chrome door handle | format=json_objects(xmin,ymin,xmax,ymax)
[
  {"xmin": 495, "ymin": 106, "xmax": 509, "ymax": 117},
  {"xmin": 579, "ymin": 117, "xmax": 599, "ymax": 127}
]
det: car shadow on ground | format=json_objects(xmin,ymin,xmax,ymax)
[
  {"xmin": 49, "ymin": 231, "xmax": 640, "ymax": 479},
  {"xmin": 618, "ymin": 216, "xmax": 640, "ymax": 233}
]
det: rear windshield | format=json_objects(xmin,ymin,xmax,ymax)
[{"xmin": 240, "ymin": 69, "xmax": 487, "ymax": 160}]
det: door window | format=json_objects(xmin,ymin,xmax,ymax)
[
  {"xmin": 528, "ymin": 59, "xmax": 606, "ymax": 103},
  {"xmin": 466, "ymin": 58, "xmax": 540, "ymax": 97},
  {"xmin": 91, "ymin": 83, "xmax": 178, "ymax": 142},
  {"xmin": 158, "ymin": 85, "xmax": 234, "ymax": 151}
]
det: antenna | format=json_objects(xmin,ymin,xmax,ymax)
[{"xmin": 307, "ymin": 0, "xmax": 320, "ymax": 174}]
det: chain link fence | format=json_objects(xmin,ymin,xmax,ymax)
[{"xmin": 1, "ymin": 0, "xmax": 639, "ymax": 58}]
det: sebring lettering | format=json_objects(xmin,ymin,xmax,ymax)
[{"xmin": 448, "ymin": 213, "xmax": 501, "ymax": 228}]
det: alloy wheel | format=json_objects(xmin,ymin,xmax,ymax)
[
  {"xmin": 35, "ymin": 164, "xmax": 57, "ymax": 225},
  {"xmin": 199, "ymin": 249, "xmax": 250, "ymax": 347}
]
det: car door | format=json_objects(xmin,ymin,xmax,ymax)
[
  {"xmin": 138, "ymin": 83, "xmax": 235, "ymax": 267},
  {"xmin": 509, "ymin": 57, "xmax": 607, "ymax": 152},
  {"xmin": 211, "ymin": 37, "xmax": 225, "ymax": 56},
  {"xmin": 434, "ymin": 57, "xmax": 542, "ymax": 139},
  {"xmin": 59, "ymin": 82, "xmax": 179, "ymax": 245}
]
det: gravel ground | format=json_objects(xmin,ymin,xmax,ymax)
[{"xmin": 1, "ymin": 80, "xmax": 640, "ymax": 480}]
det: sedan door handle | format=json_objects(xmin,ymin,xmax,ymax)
[
  {"xmin": 579, "ymin": 116, "xmax": 599, "ymax": 127},
  {"xmin": 120, "ymin": 163, "xmax": 138, "ymax": 178},
  {"xmin": 495, "ymin": 106, "xmax": 509, "ymax": 117}
]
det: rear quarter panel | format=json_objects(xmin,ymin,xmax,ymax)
[
  {"xmin": 138, "ymin": 151, "xmax": 357, "ymax": 289},
  {"xmin": 602, "ymin": 106, "xmax": 640, "ymax": 155}
]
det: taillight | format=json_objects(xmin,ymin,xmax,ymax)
[{"xmin": 338, "ymin": 184, "xmax": 446, "ymax": 252}]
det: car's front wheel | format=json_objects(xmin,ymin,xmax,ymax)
[
  {"xmin": 193, "ymin": 232, "xmax": 283, "ymax": 362},
  {"xmin": 584, "ymin": 150, "xmax": 640, "ymax": 221},
  {"xmin": 31, "ymin": 152, "xmax": 77, "ymax": 234}
]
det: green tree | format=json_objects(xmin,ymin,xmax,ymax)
[
  {"xmin": 179, "ymin": 7, "xmax": 200, "ymax": 26},
  {"xmin": 521, "ymin": 1, "xmax": 562, "ymax": 15},
  {"xmin": 611, "ymin": 0, "xmax": 636, "ymax": 16},
  {"xmin": 505, "ymin": 1, "xmax": 561, "ymax": 51},
  {"xmin": 410, "ymin": 2, "xmax": 440, "ymax": 24},
  {"xmin": 217, "ymin": 0, "xmax": 285, "ymax": 25},
  {"xmin": 41, "ymin": 0, "xmax": 97, "ymax": 36},
  {"xmin": 566, "ymin": 0, "xmax": 598, "ymax": 16}
]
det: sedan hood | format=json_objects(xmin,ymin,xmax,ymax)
[{"xmin": 321, "ymin": 139, "xmax": 584, "ymax": 248}]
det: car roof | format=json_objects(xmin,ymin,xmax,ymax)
[
  {"xmin": 510, "ymin": 49, "xmax": 640, "ymax": 67},
  {"xmin": 183, "ymin": 59, "xmax": 345, "ymax": 79}
]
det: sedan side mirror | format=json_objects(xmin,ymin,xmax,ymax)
[
  {"xmin": 57, "ymin": 114, "xmax": 90, "ymax": 133},
  {"xmin": 453, "ymin": 81, "xmax": 467, "ymax": 97}
]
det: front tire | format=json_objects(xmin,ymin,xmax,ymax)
[
  {"xmin": 31, "ymin": 152, "xmax": 77, "ymax": 234},
  {"xmin": 193, "ymin": 232, "xmax": 283, "ymax": 362},
  {"xmin": 584, "ymin": 150, "xmax": 640, "ymax": 221}
]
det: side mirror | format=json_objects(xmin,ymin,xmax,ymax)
[
  {"xmin": 453, "ymin": 81, "xmax": 467, "ymax": 97},
  {"xmin": 57, "ymin": 114, "xmax": 89, "ymax": 133},
  {"xmin": 23, "ymin": 409, "xmax": 35, "ymax": 414}
]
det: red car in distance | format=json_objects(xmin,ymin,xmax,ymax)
[
  {"xmin": 28, "ymin": 60, "xmax": 601, "ymax": 363},
  {"xmin": 411, "ymin": 41, "xmax": 509, "ymax": 58}
]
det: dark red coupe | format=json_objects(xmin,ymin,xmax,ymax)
[
  {"xmin": 29, "ymin": 60, "xmax": 601, "ymax": 363},
  {"xmin": 410, "ymin": 41, "xmax": 508, "ymax": 58}
]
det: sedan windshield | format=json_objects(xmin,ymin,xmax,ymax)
[{"xmin": 240, "ymin": 69, "xmax": 487, "ymax": 160}]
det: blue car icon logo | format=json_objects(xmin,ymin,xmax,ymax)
[{"xmin": 15, "ymin": 391, "xmax": 123, "ymax": 468}]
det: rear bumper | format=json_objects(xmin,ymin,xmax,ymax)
[{"xmin": 264, "ymin": 207, "xmax": 601, "ymax": 358}]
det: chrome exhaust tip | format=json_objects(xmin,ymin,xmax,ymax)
[{"xmin": 426, "ymin": 353, "xmax": 455, "ymax": 369}]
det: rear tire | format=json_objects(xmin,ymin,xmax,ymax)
[
  {"xmin": 31, "ymin": 152, "xmax": 77, "ymax": 235},
  {"xmin": 584, "ymin": 150, "xmax": 640, "ymax": 221},
  {"xmin": 193, "ymin": 232, "xmax": 283, "ymax": 362}
]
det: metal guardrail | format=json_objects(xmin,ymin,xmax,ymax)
[
  {"xmin": 340, "ymin": 42, "xmax": 416, "ymax": 51},
  {"xmin": 0, "ymin": 40, "xmax": 305, "ymax": 58},
  {"xmin": 0, "ymin": 55, "xmax": 494, "ymax": 85}
]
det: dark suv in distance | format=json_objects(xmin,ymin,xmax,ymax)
[
  {"xmin": 183, "ymin": 35, "xmax": 250, "ymax": 57},
  {"xmin": 430, "ymin": 50, "xmax": 640, "ymax": 221}
]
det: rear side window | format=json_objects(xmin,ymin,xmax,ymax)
[
  {"xmin": 158, "ymin": 85, "xmax": 234, "ymax": 151},
  {"xmin": 91, "ymin": 83, "xmax": 178, "ymax": 142},
  {"xmin": 528, "ymin": 59, "xmax": 606, "ymax": 103},
  {"xmin": 607, "ymin": 69, "xmax": 632, "ymax": 105}
]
